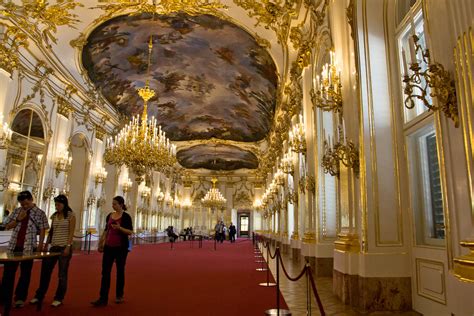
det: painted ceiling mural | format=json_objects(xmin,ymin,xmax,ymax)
[
  {"xmin": 83, "ymin": 12, "xmax": 278, "ymax": 143},
  {"xmin": 83, "ymin": 12, "xmax": 278, "ymax": 170},
  {"xmin": 176, "ymin": 144, "xmax": 258, "ymax": 170}
]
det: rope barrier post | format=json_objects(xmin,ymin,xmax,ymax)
[
  {"xmin": 305, "ymin": 262, "xmax": 311, "ymax": 316},
  {"xmin": 265, "ymin": 248, "xmax": 291, "ymax": 316},
  {"xmin": 259, "ymin": 241, "xmax": 276, "ymax": 287},
  {"xmin": 88, "ymin": 232, "xmax": 92, "ymax": 254}
]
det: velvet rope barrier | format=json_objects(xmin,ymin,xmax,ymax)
[
  {"xmin": 277, "ymin": 254, "xmax": 307, "ymax": 282},
  {"xmin": 255, "ymin": 234, "xmax": 326, "ymax": 315}
]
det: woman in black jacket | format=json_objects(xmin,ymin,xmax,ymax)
[{"xmin": 92, "ymin": 196, "xmax": 133, "ymax": 306}]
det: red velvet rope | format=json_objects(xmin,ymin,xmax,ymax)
[
  {"xmin": 277, "ymin": 254, "xmax": 307, "ymax": 282},
  {"xmin": 307, "ymin": 266, "xmax": 326, "ymax": 315},
  {"xmin": 268, "ymin": 246, "xmax": 278, "ymax": 259},
  {"xmin": 254, "ymin": 234, "xmax": 326, "ymax": 315}
]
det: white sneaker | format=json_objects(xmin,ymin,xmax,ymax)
[
  {"xmin": 29, "ymin": 298, "xmax": 39, "ymax": 304},
  {"xmin": 51, "ymin": 300, "xmax": 62, "ymax": 307},
  {"xmin": 14, "ymin": 300, "xmax": 24, "ymax": 308}
]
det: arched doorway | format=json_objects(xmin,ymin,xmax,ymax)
[{"xmin": 67, "ymin": 133, "xmax": 90, "ymax": 232}]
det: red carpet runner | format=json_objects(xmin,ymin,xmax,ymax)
[{"xmin": 3, "ymin": 239, "xmax": 287, "ymax": 315}]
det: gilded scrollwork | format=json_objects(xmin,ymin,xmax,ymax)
[
  {"xmin": 93, "ymin": 0, "xmax": 227, "ymax": 26},
  {"xmin": 0, "ymin": 22, "xmax": 28, "ymax": 75},
  {"xmin": 0, "ymin": 0, "xmax": 83, "ymax": 45},
  {"xmin": 56, "ymin": 96, "xmax": 74, "ymax": 118},
  {"xmin": 233, "ymin": 0, "xmax": 299, "ymax": 44}
]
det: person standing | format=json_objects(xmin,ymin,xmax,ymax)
[
  {"xmin": 229, "ymin": 222, "xmax": 236, "ymax": 243},
  {"xmin": 1, "ymin": 191, "xmax": 49, "ymax": 308},
  {"xmin": 214, "ymin": 221, "xmax": 222, "ymax": 242},
  {"xmin": 222, "ymin": 224, "xmax": 227, "ymax": 243},
  {"xmin": 30, "ymin": 194, "xmax": 76, "ymax": 307},
  {"xmin": 92, "ymin": 196, "xmax": 133, "ymax": 307}
]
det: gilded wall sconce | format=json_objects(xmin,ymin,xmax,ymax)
[
  {"xmin": 42, "ymin": 181, "xmax": 55, "ymax": 201},
  {"xmin": 289, "ymin": 114, "xmax": 306, "ymax": 154},
  {"xmin": 281, "ymin": 150, "xmax": 295, "ymax": 175},
  {"xmin": 94, "ymin": 166, "xmax": 108, "ymax": 188},
  {"xmin": 121, "ymin": 178, "xmax": 132, "ymax": 193},
  {"xmin": 321, "ymin": 123, "xmax": 359, "ymax": 177},
  {"xmin": 402, "ymin": 34, "xmax": 459, "ymax": 127},
  {"xmin": 311, "ymin": 51, "xmax": 343, "ymax": 114},
  {"xmin": 54, "ymin": 145, "xmax": 72, "ymax": 177}
]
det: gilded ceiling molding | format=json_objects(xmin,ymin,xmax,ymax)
[
  {"xmin": 93, "ymin": 0, "xmax": 227, "ymax": 25},
  {"xmin": 0, "ymin": 0, "xmax": 82, "ymax": 45},
  {"xmin": 233, "ymin": 0, "xmax": 300, "ymax": 45},
  {"xmin": 1, "ymin": 1, "xmax": 119, "ymax": 136},
  {"xmin": 0, "ymin": 22, "xmax": 28, "ymax": 76}
]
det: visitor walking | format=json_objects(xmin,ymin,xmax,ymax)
[{"xmin": 229, "ymin": 222, "xmax": 236, "ymax": 243}]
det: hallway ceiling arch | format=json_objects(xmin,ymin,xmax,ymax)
[{"xmin": 82, "ymin": 11, "xmax": 279, "ymax": 171}]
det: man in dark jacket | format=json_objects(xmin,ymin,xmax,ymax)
[{"xmin": 229, "ymin": 222, "xmax": 236, "ymax": 243}]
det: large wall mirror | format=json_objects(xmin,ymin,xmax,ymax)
[{"xmin": 4, "ymin": 108, "xmax": 47, "ymax": 212}]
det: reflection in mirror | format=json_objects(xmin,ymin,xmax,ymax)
[{"xmin": 4, "ymin": 109, "xmax": 46, "ymax": 213}]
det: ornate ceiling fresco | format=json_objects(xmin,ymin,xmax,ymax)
[
  {"xmin": 177, "ymin": 144, "xmax": 258, "ymax": 170},
  {"xmin": 1, "ymin": 0, "xmax": 330, "ymax": 175},
  {"xmin": 82, "ymin": 12, "xmax": 278, "ymax": 170}
]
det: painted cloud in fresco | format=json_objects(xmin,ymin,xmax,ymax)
[
  {"xmin": 177, "ymin": 144, "xmax": 258, "ymax": 170},
  {"xmin": 82, "ymin": 13, "xmax": 278, "ymax": 142}
]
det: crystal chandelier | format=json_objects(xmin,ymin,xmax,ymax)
[
  {"xmin": 201, "ymin": 178, "xmax": 226, "ymax": 208},
  {"xmin": 104, "ymin": 36, "xmax": 176, "ymax": 181}
]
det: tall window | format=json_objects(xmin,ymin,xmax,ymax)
[{"xmin": 397, "ymin": 2, "xmax": 445, "ymax": 246}]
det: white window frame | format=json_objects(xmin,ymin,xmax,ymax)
[{"xmin": 396, "ymin": 1, "xmax": 445, "ymax": 247}]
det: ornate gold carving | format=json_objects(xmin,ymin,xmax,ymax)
[
  {"xmin": 56, "ymin": 96, "xmax": 73, "ymax": 118},
  {"xmin": 94, "ymin": 0, "xmax": 227, "ymax": 24},
  {"xmin": 0, "ymin": 23, "xmax": 28, "ymax": 75},
  {"xmin": 95, "ymin": 125, "xmax": 106, "ymax": 140},
  {"xmin": 0, "ymin": 0, "xmax": 83, "ymax": 45},
  {"xmin": 453, "ymin": 240, "xmax": 474, "ymax": 282},
  {"xmin": 20, "ymin": 62, "xmax": 53, "ymax": 110},
  {"xmin": 233, "ymin": 0, "xmax": 298, "ymax": 44}
]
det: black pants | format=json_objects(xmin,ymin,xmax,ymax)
[
  {"xmin": 99, "ymin": 246, "xmax": 128, "ymax": 301},
  {"xmin": 1, "ymin": 246, "xmax": 34, "ymax": 303},
  {"xmin": 34, "ymin": 246, "xmax": 72, "ymax": 301},
  {"xmin": 230, "ymin": 233, "xmax": 236, "ymax": 243},
  {"xmin": 2, "ymin": 259, "xmax": 33, "ymax": 303}
]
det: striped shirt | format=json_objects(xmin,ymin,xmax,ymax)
[{"xmin": 50, "ymin": 211, "xmax": 74, "ymax": 247}]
